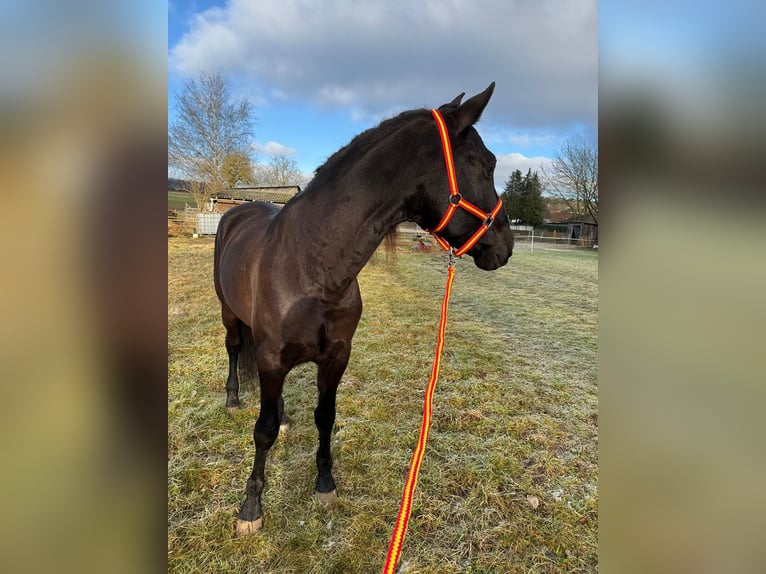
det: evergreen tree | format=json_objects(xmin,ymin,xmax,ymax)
[
  {"xmin": 501, "ymin": 169, "xmax": 524, "ymax": 223},
  {"xmin": 520, "ymin": 169, "xmax": 545, "ymax": 226},
  {"xmin": 501, "ymin": 168, "xmax": 544, "ymax": 226}
]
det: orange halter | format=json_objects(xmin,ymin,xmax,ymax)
[{"xmin": 426, "ymin": 109, "xmax": 504, "ymax": 257}]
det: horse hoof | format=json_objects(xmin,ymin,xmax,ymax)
[
  {"xmin": 226, "ymin": 406, "xmax": 240, "ymax": 415},
  {"xmin": 279, "ymin": 421, "xmax": 291, "ymax": 432},
  {"xmin": 235, "ymin": 517, "xmax": 262, "ymax": 536},
  {"xmin": 315, "ymin": 489, "xmax": 337, "ymax": 504}
]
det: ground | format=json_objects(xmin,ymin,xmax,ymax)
[{"xmin": 168, "ymin": 237, "xmax": 598, "ymax": 573}]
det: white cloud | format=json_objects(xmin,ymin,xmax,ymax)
[
  {"xmin": 251, "ymin": 141, "xmax": 297, "ymax": 157},
  {"xmin": 507, "ymin": 133, "xmax": 561, "ymax": 148},
  {"xmin": 169, "ymin": 0, "xmax": 597, "ymax": 131},
  {"xmin": 494, "ymin": 153, "xmax": 553, "ymax": 191},
  {"xmin": 481, "ymin": 125, "xmax": 564, "ymax": 148},
  {"xmin": 317, "ymin": 85, "xmax": 356, "ymax": 107}
]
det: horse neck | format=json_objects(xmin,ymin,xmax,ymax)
[{"xmin": 276, "ymin": 160, "xmax": 412, "ymax": 295}]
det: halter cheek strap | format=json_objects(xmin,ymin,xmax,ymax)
[{"xmin": 426, "ymin": 109, "xmax": 504, "ymax": 257}]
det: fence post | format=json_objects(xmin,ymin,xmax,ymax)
[{"xmin": 531, "ymin": 227, "xmax": 534, "ymax": 254}]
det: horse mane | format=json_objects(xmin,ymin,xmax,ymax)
[
  {"xmin": 383, "ymin": 227, "xmax": 398, "ymax": 262},
  {"xmin": 309, "ymin": 108, "xmax": 430, "ymax": 185},
  {"xmin": 304, "ymin": 109, "xmax": 432, "ymax": 258},
  {"xmin": 299, "ymin": 107, "xmax": 441, "ymax": 259}
]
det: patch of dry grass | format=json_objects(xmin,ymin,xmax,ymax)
[{"xmin": 168, "ymin": 237, "xmax": 597, "ymax": 573}]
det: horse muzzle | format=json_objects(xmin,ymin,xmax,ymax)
[{"xmin": 471, "ymin": 227, "xmax": 513, "ymax": 270}]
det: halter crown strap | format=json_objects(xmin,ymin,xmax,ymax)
[{"xmin": 426, "ymin": 109, "xmax": 503, "ymax": 257}]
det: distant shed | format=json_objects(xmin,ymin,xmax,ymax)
[
  {"xmin": 208, "ymin": 186, "xmax": 301, "ymax": 213},
  {"xmin": 564, "ymin": 219, "xmax": 598, "ymax": 246},
  {"xmin": 198, "ymin": 186, "xmax": 301, "ymax": 236}
]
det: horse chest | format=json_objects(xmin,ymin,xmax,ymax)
[{"xmin": 254, "ymin": 295, "xmax": 359, "ymax": 367}]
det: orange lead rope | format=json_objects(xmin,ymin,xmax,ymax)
[
  {"xmin": 382, "ymin": 260, "xmax": 456, "ymax": 574},
  {"xmin": 382, "ymin": 110, "xmax": 502, "ymax": 573}
]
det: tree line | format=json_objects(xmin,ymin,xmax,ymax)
[{"xmin": 501, "ymin": 138, "xmax": 598, "ymax": 226}]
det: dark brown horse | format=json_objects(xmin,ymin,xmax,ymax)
[{"xmin": 213, "ymin": 83, "xmax": 514, "ymax": 536}]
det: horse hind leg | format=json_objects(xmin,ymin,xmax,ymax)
[
  {"xmin": 278, "ymin": 394, "xmax": 291, "ymax": 432},
  {"xmin": 221, "ymin": 307, "xmax": 244, "ymax": 412}
]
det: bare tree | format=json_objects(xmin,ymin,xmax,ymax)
[
  {"xmin": 542, "ymin": 139, "xmax": 598, "ymax": 223},
  {"xmin": 184, "ymin": 178, "xmax": 221, "ymax": 214},
  {"xmin": 168, "ymin": 71, "xmax": 255, "ymax": 209},
  {"xmin": 253, "ymin": 153, "xmax": 307, "ymax": 187}
]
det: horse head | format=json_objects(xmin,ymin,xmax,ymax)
[{"xmin": 415, "ymin": 83, "xmax": 514, "ymax": 271}]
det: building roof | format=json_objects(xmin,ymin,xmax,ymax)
[
  {"xmin": 216, "ymin": 186, "xmax": 301, "ymax": 204},
  {"xmin": 558, "ymin": 216, "xmax": 598, "ymax": 225}
]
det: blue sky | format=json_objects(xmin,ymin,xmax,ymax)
[{"xmin": 168, "ymin": 0, "xmax": 597, "ymax": 191}]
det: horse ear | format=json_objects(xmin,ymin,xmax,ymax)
[
  {"xmin": 437, "ymin": 92, "xmax": 465, "ymax": 113},
  {"xmin": 448, "ymin": 92, "xmax": 465, "ymax": 107},
  {"xmin": 450, "ymin": 82, "xmax": 495, "ymax": 133}
]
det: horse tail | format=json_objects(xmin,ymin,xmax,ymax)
[
  {"xmin": 213, "ymin": 216, "xmax": 225, "ymax": 295},
  {"xmin": 237, "ymin": 321, "xmax": 258, "ymax": 391}
]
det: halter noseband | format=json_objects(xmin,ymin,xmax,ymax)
[{"xmin": 426, "ymin": 109, "xmax": 504, "ymax": 257}]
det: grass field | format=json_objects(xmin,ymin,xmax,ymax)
[
  {"xmin": 169, "ymin": 190, "xmax": 195, "ymax": 211},
  {"xmin": 168, "ymin": 238, "xmax": 598, "ymax": 573}
]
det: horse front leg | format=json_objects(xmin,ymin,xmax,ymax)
[
  {"xmin": 235, "ymin": 354, "xmax": 285, "ymax": 536},
  {"xmin": 314, "ymin": 347, "xmax": 350, "ymax": 503}
]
